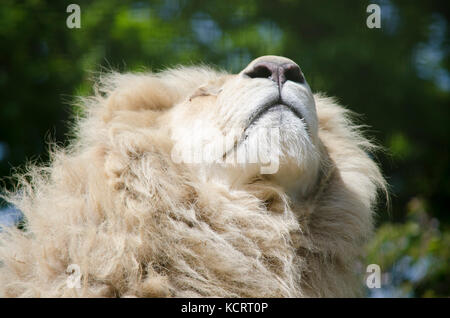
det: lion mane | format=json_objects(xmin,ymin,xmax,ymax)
[{"xmin": 0, "ymin": 56, "xmax": 385, "ymax": 297}]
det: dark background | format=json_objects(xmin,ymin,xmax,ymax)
[{"xmin": 0, "ymin": 0, "xmax": 449, "ymax": 297}]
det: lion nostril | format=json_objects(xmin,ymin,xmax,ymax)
[
  {"xmin": 244, "ymin": 61, "xmax": 304, "ymax": 86},
  {"xmin": 283, "ymin": 64, "xmax": 304, "ymax": 84},
  {"xmin": 245, "ymin": 63, "xmax": 274, "ymax": 80}
]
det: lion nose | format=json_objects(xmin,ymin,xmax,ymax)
[{"xmin": 244, "ymin": 60, "xmax": 304, "ymax": 86}]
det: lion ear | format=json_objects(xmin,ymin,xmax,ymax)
[
  {"xmin": 188, "ymin": 76, "xmax": 229, "ymax": 101},
  {"xmin": 189, "ymin": 86, "xmax": 222, "ymax": 101}
]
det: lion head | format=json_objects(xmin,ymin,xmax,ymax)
[
  {"xmin": 0, "ymin": 56, "xmax": 386, "ymax": 297},
  {"xmin": 168, "ymin": 56, "xmax": 321, "ymax": 196}
]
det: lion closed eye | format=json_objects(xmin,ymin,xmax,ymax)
[{"xmin": 0, "ymin": 55, "xmax": 385, "ymax": 298}]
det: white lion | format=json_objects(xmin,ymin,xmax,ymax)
[{"xmin": 0, "ymin": 56, "xmax": 386, "ymax": 297}]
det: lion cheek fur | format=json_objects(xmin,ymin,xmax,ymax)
[{"xmin": 0, "ymin": 66, "xmax": 385, "ymax": 297}]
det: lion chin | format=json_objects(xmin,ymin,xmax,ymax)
[{"xmin": 0, "ymin": 55, "xmax": 386, "ymax": 297}]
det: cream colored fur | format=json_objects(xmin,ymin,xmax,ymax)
[{"xmin": 0, "ymin": 56, "xmax": 385, "ymax": 297}]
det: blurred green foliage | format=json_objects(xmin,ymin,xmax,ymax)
[
  {"xmin": 366, "ymin": 197, "xmax": 450, "ymax": 297},
  {"xmin": 0, "ymin": 0, "xmax": 448, "ymax": 297}
]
